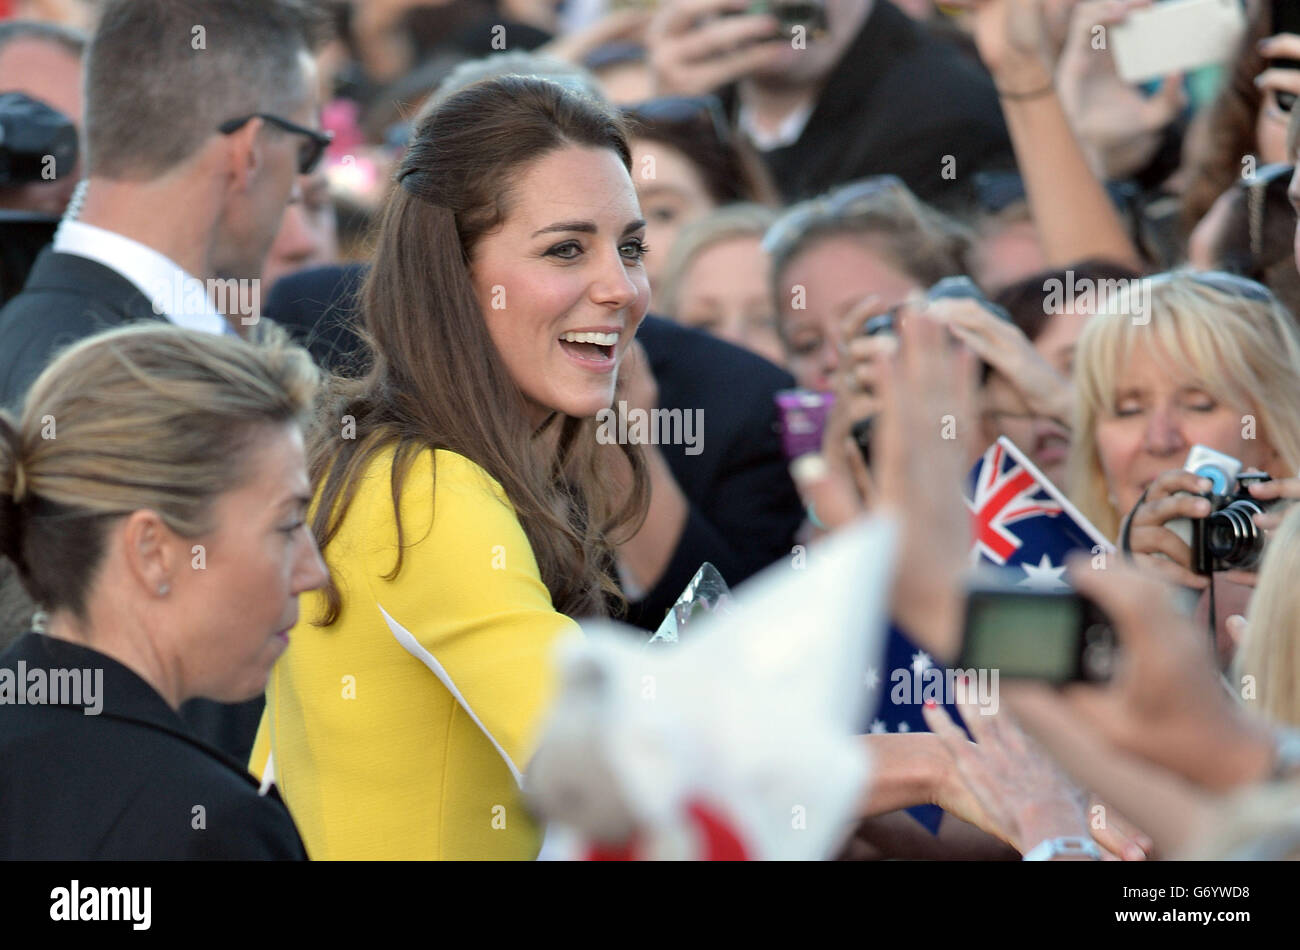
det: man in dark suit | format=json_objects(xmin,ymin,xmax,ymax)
[
  {"xmin": 0, "ymin": 632, "xmax": 306, "ymax": 859},
  {"xmin": 648, "ymin": 0, "xmax": 1015, "ymax": 211},
  {"xmin": 266, "ymin": 264, "xmax": 805, "ymax": 631},
  {"xmin": 0, "ymin": 0, "xmax": 329, "ymax": 408}
]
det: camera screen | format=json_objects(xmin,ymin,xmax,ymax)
[{"xmin": 961, "ymin": 594, "xmax": 1082, "ymax": 680}]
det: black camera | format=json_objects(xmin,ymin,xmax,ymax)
[
  {"xmin": 850, "ymin": 277, "xmax": 1010, "ymax": 466},
  {"xmin": 1190, "ymin": 472, "xmax": 1278, "ymax": 574},
  {"xmin": 749, "ymin": 0, "xmax": 828, "ymax": 37},
  {"xmin": 958, "ymin": 574, "xmax": 1118, "ymax": 684},
  {"xmin": 0, "ymin": 91, "xmax": 78, "ymax": 187}
]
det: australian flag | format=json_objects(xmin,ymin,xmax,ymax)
[
  {"xmin": 860, "ymin": 438, "xmax": 1113, "ymax": 838},
  {"xmin": 965, "ymin": 436, "xmax": 1112, "ymax": 586}
]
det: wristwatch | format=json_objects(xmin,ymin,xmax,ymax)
[{"xmin": 1022, "ymin": 836, "xmax": 1103, "ymax": 861}]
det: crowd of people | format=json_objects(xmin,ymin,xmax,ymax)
[{"xmin": 2, "ymin": 0, "xmax": 1300, "ymax": 864}]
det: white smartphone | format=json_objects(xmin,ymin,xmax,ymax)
[{"xmin": 1109, "ymin": 0, "xmax": 1246, "ymax": 85}]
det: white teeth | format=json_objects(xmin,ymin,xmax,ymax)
[{"xmin": 559, "ymin": 331, "xmax": 619, "ymax": 346}]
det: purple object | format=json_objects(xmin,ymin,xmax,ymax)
[{"xmin": 774, "ymin": 388, "xmax": 835, "ymax": 461}]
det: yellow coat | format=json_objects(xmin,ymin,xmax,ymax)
[{"xmin": 249, "ymin": 448, "xmax": 579, "ymax": 859}]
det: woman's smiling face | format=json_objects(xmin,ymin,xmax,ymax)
[
  {"xmin": 470, "ymin": 145, "xmax": 651, "ymax": 423},
  {"xmin": 1094, "ymin": 342, "xmax": 1277, "ymax": 516}
]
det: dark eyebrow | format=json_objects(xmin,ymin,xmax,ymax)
[
  {"xmin": 279, "ymin": 493, "xmax": 313, "ymax": 511},
  {"xmin": 531, "ymin": 219, "xmax": 647, "ymax": 238}
]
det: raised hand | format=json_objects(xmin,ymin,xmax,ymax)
[
  {"xmin": 646, "ymin": 0, "xmax": 787, "ymax": 97},
  {"xmin": 1057, "ymin": 0, "xmax": 1187, "ymax": 180}
]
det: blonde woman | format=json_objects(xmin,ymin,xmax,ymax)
[
  {"xmin": 1068, "ymin": 273, "xmax": 1300, "ymax": 558},
  {"xmin": 656, "ymin": 204, "xmax": 785, "ymax": 367},
  {"xmin": 0, "ymin": 323, "xmax": 326, "ymax": 858},
  {"xmin": 1234, "ymin": 503, "xmax": 1300, "ymax": 727}
]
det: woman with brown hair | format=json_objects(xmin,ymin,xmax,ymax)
[{"xmin": 250, "ymin": 75, "xmax": 652, "ymax": 859}]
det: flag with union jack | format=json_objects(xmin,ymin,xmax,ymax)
[{"xmin": 964, "ymin": 437, "xmax": 1113, "ymax": 586}]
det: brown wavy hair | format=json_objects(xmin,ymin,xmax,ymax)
[{"xmin": 309, "ymin": 75, "xmax": 650, "ymax": 624}]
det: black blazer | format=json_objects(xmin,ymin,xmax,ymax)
[
  {"xmin": 0, "ymin": 247, "xmax": 163, "ymax": 409},
  {"xmin": 742, "ymin": 0, "xmax": 1015, "ymax": 209},
  {"xmin": 267, "ymin": 265, "xmax": 804, "ymax": 631},
  {"xmin": 0, "ymin": 633, "xmax": 307, "ymax": 859}
]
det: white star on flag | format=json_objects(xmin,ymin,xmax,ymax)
[
  {"xmin": 1017, "ymin": 554, "xmax": 1070, "ymax": 591},
  {"xmin": 910, "ymin": 651, "xmax": 932, "ymax": 674},
  {"xmin": 897, "ymin": 722, "xmax": 910, "ymax": 733},
  {"xmin": 869, "ymin": 719, "xmax": 887, "ymax": 734},
  {"xmin": 864, "ymin": 667, "xmax": 880, "ymax": 690}
]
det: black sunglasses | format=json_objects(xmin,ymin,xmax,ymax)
[{"xmin": 217, "ymin": 113, "xmax": 334, "ymax": 175}]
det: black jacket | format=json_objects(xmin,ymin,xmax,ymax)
[
  {"xmin": 0, "ymin": 247, "xmax": 163, "ymax": 409},
  {"xmin": 747, "ymin": 0, "xmax": 1015, "ymax": 209},
  {"xmin": 0, "ymin": 633, "xmax": 307, "ymax": 860},
  {"xmin": 266, "ymin": 265, "xmax": 803, "ymax": 631}
]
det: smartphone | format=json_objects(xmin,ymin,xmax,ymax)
[
  {"xmin": 957, "ymin": 578, "xmax": 1118, "ymax": 683},
  {"xmin": 724, "ymin": 0, "xmax": 829, "ymax": 39},
  {"xmin": 1110, "ymin": 0, "xmax": 1246, "ymax": 85},
  {"xmin": 756, "ymin": 0, "xmax": 828, "ymax": 37},
  {"xmin": 774, "ymin": 388, "xmax": 834, "ymax": 461}
]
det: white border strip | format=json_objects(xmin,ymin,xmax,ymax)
[{"xmin": 378, "ymin": 603, "xmax": 525, "ymax": 787}]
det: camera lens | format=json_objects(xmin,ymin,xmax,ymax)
[{"xmin": 1205, "ymin": 500, "xmax": 1266, "ymax": 569}]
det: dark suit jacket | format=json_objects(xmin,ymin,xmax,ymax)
[
  {"xmin": 0, "ymin": 633, "xmax": 307, "ymax": 859},
  {"xmin": 0, "ymin": 247, "xmax": 163, "ymax": 409},
  {"xmin": 743, "ymin": 0, "xmax": 1015, "ymax": 210},
  {"xmin": 267, "ymin": 265, "xmax": 804, "ymax": 631}
]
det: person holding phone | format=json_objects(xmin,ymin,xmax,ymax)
[{"xmin": 645, "ymin": 0, "xmax": 1015, "ymax": 208}]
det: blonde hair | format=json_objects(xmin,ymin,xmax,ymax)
[
  {"xmin": 657, "ymin": 203, "xmax": 777, "ymax": 319},
  {"xmin": 1235, "ymin": 503, "xmax": 1300, "ymax": 726},
  {"xmin": 1068, "ymin": 273, "xmax": 1300, "ymax": 540},
  {"xmin": 0, "ymin": 323, "xmax": 320, "ymax": 619},
  {"xmin": 1181, "ymin": 780, "xmax": 1300, "ymax": 859}
]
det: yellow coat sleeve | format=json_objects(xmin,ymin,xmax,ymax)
[
  {"xmin": 365, "ymin": 450, "xmax": 580, "ymax": 781},
  {"xmin": 253, "ymin": 448, "xmax": 580, "ymax": 859}
]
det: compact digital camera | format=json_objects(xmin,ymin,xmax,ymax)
[{"xmin": 1169, "ymin": 445, "xmax": 1278, "ymax": 574}]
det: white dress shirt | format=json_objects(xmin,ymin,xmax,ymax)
[
  {"xmin": 737, "ymin": 97, "xmax": 816, "ymax": 152},
  {"xmin": 53, "ymin": 219, "xmax": 232, "ymax": 336}
]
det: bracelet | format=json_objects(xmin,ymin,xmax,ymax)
[
  {"xmin": 997, "ymin": 79, "xmax": 1055, "ymax": 101},
  {"xmin": 1022, "ymin": 835, "xmax": 1103, "ymax": 861}
]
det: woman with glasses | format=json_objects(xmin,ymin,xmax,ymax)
[
  {"xmin": 767, "ymin": 175, "xmax": 974, "ymax": 393},
  {"xmin": 622, "ymin": 95, "xmax": 780, "ymax": 293},
  {"xmin": 1069, "ymin": 272, "xmax": 1300, "ymax": 659},
  {"xmin": 250, "ymin": 76, "xmax": 652, "ymax": 860}
]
